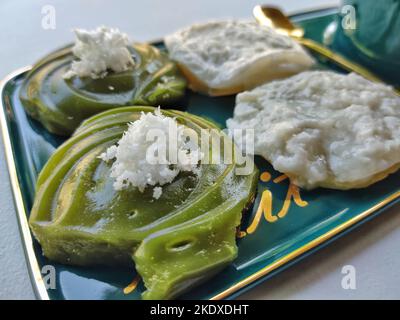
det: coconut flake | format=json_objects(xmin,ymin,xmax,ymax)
[
  {"xmin": 152, "ymin": 187, "xmax": 163, "ymax": 200},
  {"xmin": 64, "ymin": 26, "xmax": 135, "ymax": 79},
  {"xmin": 99, "ymin": 108, "xmax": 201, "ymax": 198}
]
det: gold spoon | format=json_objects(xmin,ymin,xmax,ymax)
[{"xmin": 253, "ymin": 5, "xmax": 382, "ymax": 83}]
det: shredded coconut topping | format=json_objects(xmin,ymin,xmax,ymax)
[
  {"xmin": 64, "ymin": 26, "xmax": 135, "ymax": 79},
  {"xmin": 99, "ymin": 108, "xmax": 201, "ymax": 198}
]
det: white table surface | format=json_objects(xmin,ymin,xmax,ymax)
[{"xmin": 1, "ymin": 0, "xmax": 399, "ymax": 300}]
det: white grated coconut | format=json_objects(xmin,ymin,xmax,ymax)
[
  {"xmin": 152, "ymin": 187, "xmax": 163, "ymax": 200},
  {"xmin": 64, "ymin": 26, "xmax": 135, "ymax": 79},
  {"xmin": 99, "ymin": 108, "xmax": 201, "ymax": 198}
]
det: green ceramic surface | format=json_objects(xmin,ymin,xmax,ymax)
[
  {"xmin": 1, "ymin": 8, "xmax": 400, "ymax": 300},
  {"xmin": 332, "ymin": 0, "xmax": 400, "ymax": 86}
]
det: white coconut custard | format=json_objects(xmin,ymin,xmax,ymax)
[
  {"xmin": 99, "ymin": 108, "xmax": 201, "ymax": 199},
  {"xmin": 64, "ymin": 26, "xmax": 135, "ymax": 79},
  {"xmin": 227, "ymin": 71, "xmax": 400, "ymax": 189},
  {"xmin": 164, "ymin": 20, "xmax": 314, "ymax": 96}
]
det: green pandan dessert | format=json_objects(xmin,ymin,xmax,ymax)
[
  {"xmin": 29, "ymin": 106, "xmax": 258, "ymax": 300},
  {"xmin": 20, "ymin": 27, "xmax": 186, "ymax": 136}
]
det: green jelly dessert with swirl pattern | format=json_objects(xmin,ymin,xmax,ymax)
[
  {"xmin": 19, "ymin": 43, "xmax": 186, "ymax": 136},
  {"xmin": 29, "ymin": 106, "xmax": 258, "ymax": 300}
]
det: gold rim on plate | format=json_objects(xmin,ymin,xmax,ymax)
[{"xmin": 0, "ymin": 66, "xmax": 49, "ymax": 300}]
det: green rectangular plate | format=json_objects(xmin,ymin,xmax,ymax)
[{"xmin": 1, "ymin": 7, "xmax": 399, "ymax": 300}]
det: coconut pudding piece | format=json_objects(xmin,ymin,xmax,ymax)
[
  {"xmin": 164, "ymin": 20, "xmax": 314, "ymax": 96},
  {"xmin": 29, "ymin": 106, "xmax": 259, "ymax": 300},
  {"xmin": 227, "ymin": 71, "xmax": 400, "ymax": 190},
  {"xmin": 20, "ymin": 26, "xmax": 186, "ymax": 136}
]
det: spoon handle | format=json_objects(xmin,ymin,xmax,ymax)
[{"xmin": 296, "ymin": 37, "xmax": 381, "ymax": 83}]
